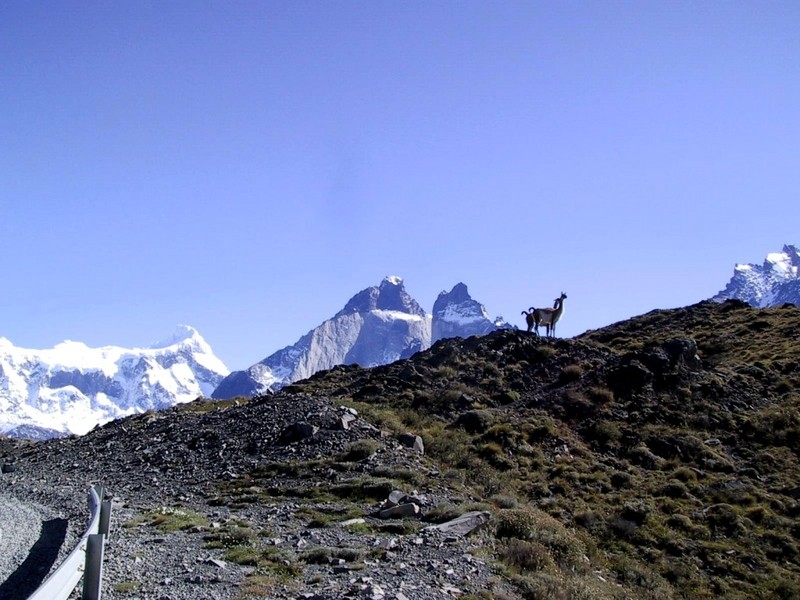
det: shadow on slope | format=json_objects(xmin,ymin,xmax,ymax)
[{"xmin": 0, "ymin": 518, "xmax": 68, "ymax": 600}]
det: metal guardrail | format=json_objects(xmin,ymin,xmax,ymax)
[{"xmin": 27, "ymin": 485, "xmax": 111, "ymax": 600}]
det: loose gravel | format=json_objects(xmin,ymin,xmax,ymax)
[{"xmin": 0, "ymin": 394, "xmax": 520, "ymax": 599}]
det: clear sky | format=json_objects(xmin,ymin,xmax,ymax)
[{"xmin": 1, "ymin": 1, "xmax": 798, "ymax": 371}]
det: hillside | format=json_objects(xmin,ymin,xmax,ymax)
[
  {"xmin": 285, "ymin": 299, "xmax": 800, "ymax": 598},
  {"xmin": 1, "ymin": 300, "xmax": 798, "ymax": 599}
]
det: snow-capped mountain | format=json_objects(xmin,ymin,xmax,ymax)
[
  {"xmin": 431, "ymin": 283, "xmax": 509, "ymax": 343},
  {"xmin": 712, "ymin": 244, "xmax": 800, "ymax": 307},
  {"xmin": 213, "ymin": 277, "xmax": 432, "ymax": 398},
  {"xmin": 0, "ymin": 325, "xmax": 229, "ymax": 439}
]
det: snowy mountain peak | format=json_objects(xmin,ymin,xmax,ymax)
[
  {"xmin": 712, "ymin": 244, "xmax": 800, "ymax": 307},
  {"xmin": 383, "ymin": 275, "xmax": 403, "ymax": 286},
  {"xmin": 151, "ymin": 324, "xmax": 204, "ymax": 349},
  {"xmin": 432, "ymin": 283, "xmax": 508, "ymax": 343}
]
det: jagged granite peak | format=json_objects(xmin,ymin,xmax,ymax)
[
  {"xmin": 432, "ymin": 283, "xmax": 510, "ymax": 343},
  {"xmin": 0, "ymin": 327, "xmax": 229, "ymax": 439},
  {"xmin": 213, "ymin": 278, "xmax": 512, "ymax": 399},
  {"xmin": 338, "ymin": 276, "xmax": 426, "ymax": 317},
  {"xmin": 712, "ymin": 244, "xmax": 800, "ymax": 307},
  {"xmin": 213, "ymin": 277, "xmax": 432, "ymax": 398}
]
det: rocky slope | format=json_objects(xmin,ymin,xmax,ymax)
[
  {"xmin": 712, "ymin": 243, "xmax": 800, "ymax": 306},
  {"xmin": 2, "ymin": 300, "xmax": 798, "ymax": 599},
  {"xmin": 0, "ymin": 326, "xmax": 229, "ymax": 439},
  {"xmin": 284, "ymin": 300, "xmax": 800, "ymax": 599},
  {"xmin": 0, "ymin": 394, "xmax": 516, "ymax": 599}
]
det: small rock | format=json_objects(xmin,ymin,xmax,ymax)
[
  {"xmin": 441, "ymin": 584, "xmax": 463, "ymax": 596},
  {"xmin": 387, "ymin": 490, "xmax": 407, "ymax": 506},
  {"xmin": 333, "ymin": 565, "xmax": 351, "ymax": 574},
  {"xmin": 375, "ymin": 537, "xmax": 398, "ymax": 549}
]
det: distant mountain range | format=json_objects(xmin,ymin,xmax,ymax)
[
  {"xmin": 0, "ymin": 278, "xmax": 508, "ymax": 438},
  {"xmin": 6, "ymin": 242, "xmax": 795, "ymax": 441},
  {"xmin": 711, "ymin": 244, "xmax": 800, "ymax": 306},
  {"xmin": 212, "ymin": 277, "xmax": 510, "ymax": 398},
  {"xmin": 0, "ymin": 326, "xmax": 229, "ymax": 439}
]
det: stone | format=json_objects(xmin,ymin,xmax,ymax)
[
  {"xmin": 278, "ymin": 422, "xmax": 318, "ymax": 444},
  {"xmin": 397, "ymin": 433, "xmax": 424, "ymax": 454},
  {"xmin": 333, "ymin": 565, "xmax": 351, "ymax": 574},
  {"xmin": 384, "ymin": 490, "xmax": 424, "ymax": 509},
  {"xmin": 608, "ymin": 360, "xmax": 652, "ymax": 395},
  {"xmin": 336, "ymin": 413, "xmax": 358, "ymax": 430},
  {"xmin": 387, "ymin": 490, "xmax": 407, "ymax": 506},
  {"xmin": 379, "ymin": 503, "xmax": 420, "ymax": 519},
  {"xmin": 423, "ymin": 511, "xmax": 491, "ymax": 537},
  {"xmin": 663, "ymin": 338, "xmax": 701, "ymax": 369}
]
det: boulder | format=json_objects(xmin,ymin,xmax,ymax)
[
  {"xmin": 398, "ymin": 433, "xmax": 424, "ymax": 454},
  {"xmin": 424, "ymin": 510, "xmax": 490, "ymax": 537},
  {"xmin": 277, "ymin": 422, "xmax": 318, "ymax": 445},
  {"xmin": 663, "ymin": 338, "xmax": 701, "ymax": 370},
  {"xmin": 385, "ymin": 490, "xmax": 425, "ymax": 508},
  {"xmin": 335, "ymin": 413, "xmax": 357, "ymax": 430},
  {"xmin": 378, "ymin": 503, "xmax": 420, "ymax": 519}
]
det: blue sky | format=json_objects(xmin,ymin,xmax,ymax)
[{"xmin": 1, "ymin": 1, "xmax": 798, "ymax": 370}]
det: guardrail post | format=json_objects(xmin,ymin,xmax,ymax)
[
  {"xmin": 99, "ymin": 499, "xmax": 112, "ymax": 536},
  {"xmin": 82, "ymin": 533, "xmax": 105, "ymax": 600}
]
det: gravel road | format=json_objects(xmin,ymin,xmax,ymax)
[
  {"xmin": 0, "ymin": 494, "xmax": 47, "ymax": 584},
  {"xmin": 0, "ymin": 492, "xmax": 77, "ymax": 600}
]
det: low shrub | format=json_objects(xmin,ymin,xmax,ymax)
[{"xmin": 338, "ymin": 439, "xmax": 380, "ymax": 462}]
